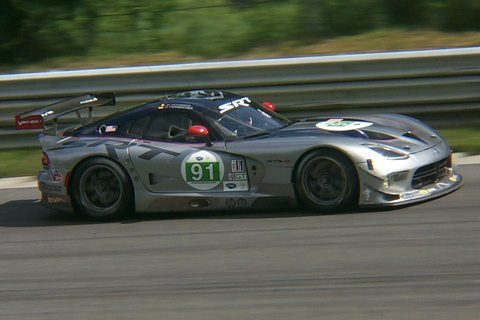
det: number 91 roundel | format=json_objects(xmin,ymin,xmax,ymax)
[{"xmin": 181, "ymin": 150, "xmax": 224, "ymax": 190}]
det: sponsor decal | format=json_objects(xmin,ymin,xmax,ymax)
[
  {"xmin": 225, "ymin": 198, "xmax": 248, "ymax": 208},
  {"xmin": 449, "ymin": 175, "xmax": 461, "ymax": 182},
  {"xmin": 226, "ymin": 198, "xmax": 236, "ymax": 208},
  {"xmin": 401, "ymin": 192, "xmax": 415, "ymax": 200},
  {"xmin": 401, "ymin": 189, "xmax": 432, "ymax": 200},
  {"xmin": 237, "ymin": 198, "xmax": 247, "ymax": 206},
  {"xmin": 105, "ymin": 125, "xmax": 117, "ymax": 133},
  {"xmin": 229, "ymin": 173, "xmax": 247, "ymax": 181},
  {"xmin": 43, "ymin": 195, "xmax": 68, "ymax": 204},
  {"xmin": 267, "ymin": 159, "xmax": 291, "ymax": 165},
  {"xmin": 181, "ymin": 150, "xmax": 224, "ymax": 190},
  {"xmin": 16, "ymin": 119, "xmax": 42, "ymax": 126},
  {"xmin": 435, "ymin": 183, "xmax": 450, "ymax": 189},
  {"xmin": 363, "ymin": 188, "xmax": 372, "ymax": 202},
  {"xmin": 316, "ymin": 119, "xmax": 373, "ymax": 131},
  {"xmin": 168, "ymin": 103, "xmax": 192, "ymax": 110},
  {"xmin": 225, "ymin": 198, "xmax": 247, "ymax": 208},
  {"xmin": 51, "ymin": 170, "xmax": 63, "ymax": 182},
  {"xmin": 15, "ymin": 115, "xmax": 44, "ymax": 130},
  {"xmin": 223, "ymin": 180, "xmax": 248, "ymax": 192},
  {"xmin": 231, "ymin": 160, "xmax": 245, "ymax": 173},
  {"xmin": 98, "ymin": 124, "xmax": 117, "ymax": 134},
  {"xmin": 158, "ymin": 103, "xmax": 193, "ymax": 110},
  {"xmin": 40, "ymin": 182, "xmax": 63, "ymax": 194},
  {"xmin": 218, "ymin": 97, "xmax": 251, "ymax": 114}
]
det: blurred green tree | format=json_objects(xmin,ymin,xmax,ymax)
[
  {"xmin": 382, "ymin": 0, "xmax": 428, "ymax": 27},
  {"xmin": 0, "ymin": 0, "xmax": 26, "ymax": 62},
  {"xmin": 2, "ymin": 0, "xmax": 95, "ymax": 62},
  {"xmin": 438, "ymin": 0, "xmax": 480, "ymax": 31},
  {"xmin": 3, "ymin": 0, "xmax": 480, "ymax": 66}
]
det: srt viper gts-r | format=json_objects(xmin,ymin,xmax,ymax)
[{"xmin": 15, "ymin": 90, "xmax": 462, "ymax": 219}]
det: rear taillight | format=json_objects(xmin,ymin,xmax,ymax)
[{"xmin": 42, "ymin": 152, "xmax": 50, "ymax": 166}]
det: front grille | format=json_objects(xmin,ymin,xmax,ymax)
[{"xmin": 412, "ymin": 156, "xmax": 450, "ymax": 189}]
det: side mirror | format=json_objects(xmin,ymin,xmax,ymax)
[
  {"xmin": 187, "ymin": 125, "xmax": 212, "ymax": 146},
  {"xmin": 263, "ymin": 102, "xmax": 275, "ymax": 111}
]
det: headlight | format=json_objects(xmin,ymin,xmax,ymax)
[
  {"xmin": 383, "ymin": 170, "xmax": 410, "ymax": 189},
  {"xmin": 364, "ymin": 144, "xmax": 410, "ymax": 160}
]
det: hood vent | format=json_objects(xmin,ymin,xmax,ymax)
[
  {"xmin": 362, "ymin": 131, "xmax": 396, "ymax": 141},
  {"xmin": 328, "ymin": 130, "xmax": 396, "ymax": 141},
  {"xmin": 403, "ymin": 131, "xmax": 427, "ymax": 145}
]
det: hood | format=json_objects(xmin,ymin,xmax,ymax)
[{"xmin": 275, "ymin": 114, "xmax": 444, "ymax": 154}]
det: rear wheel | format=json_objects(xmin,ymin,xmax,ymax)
[
  {"xmin": 70, "ymin": 158, "xmax": 133, "ymax": 220},
  {"xmin": 295, "ymin": 150, "xmax": 358, "ymax": 212}
]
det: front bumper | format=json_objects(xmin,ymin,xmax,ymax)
[{"xmin": 359, "ymin": 167, "xmax": 462, "ymax": 207}]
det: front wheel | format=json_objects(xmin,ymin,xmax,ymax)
[
  {"xmin": 70, "ymin": 158, "xmax": 134, "ymax": 220},
  {"xmin": 295, "ymin": 150, "xmax": 359, "ymax": 212}
]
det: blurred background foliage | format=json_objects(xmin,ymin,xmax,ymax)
[{"xmin": 2, "ymin": 0, "xmax": 480, "ymax": 67}]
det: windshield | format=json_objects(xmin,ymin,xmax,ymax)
[{"xmin": 202, "ymin": 99, "xmax": 291, "ymax": 140}]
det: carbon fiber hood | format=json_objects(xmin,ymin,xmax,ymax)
[{"xmin": 275, "ymin": 114, "xmax": 444, "ymax": 154}]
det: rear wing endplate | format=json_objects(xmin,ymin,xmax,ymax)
[{"xmin": 15, "ymin": 93, "xmax": 115, "ymax": 134}]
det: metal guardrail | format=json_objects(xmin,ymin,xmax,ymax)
[{"xmin": 1, "ymin": 47, "xmax": 480, "ymax": 149}]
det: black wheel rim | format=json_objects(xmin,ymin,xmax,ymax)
[
  {"xmin": 79, "ymin": 164, "xmax": 123, "ymax": 213},
  {"xmin": 303, "ymin": 157, "xmax": 347, "ymax": 205}
]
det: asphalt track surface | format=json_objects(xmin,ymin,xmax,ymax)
[{"xmin": 0, "ymin": 165, "xmax": 479, "ymax": 320}]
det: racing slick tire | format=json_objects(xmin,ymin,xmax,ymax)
[
  {"xmin": 70, "ymin": 157, "xmax": 134, "ymax": 220},
  {"xmin": 295, "ymin": 149, "xmax": 359, "ymax": 212}
]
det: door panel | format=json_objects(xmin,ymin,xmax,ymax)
[{"xmin": 128, "ymin": 141, "xmax": 249, "ymax": 193}]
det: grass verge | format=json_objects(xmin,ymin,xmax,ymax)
[
  {"xmin": 0, "ymin": 127, "xmax": 478, "ymax": 179},
  {"xmin": 0, "ymin": 148, "xmax": 43, "ymax": 178},
  {"xmin": 3, "ymin": 29, "xmax": 480, "ymax": 74},
  {"xmin": 437, "ymin": 127, "xmax": 480, "ymax": 154}
]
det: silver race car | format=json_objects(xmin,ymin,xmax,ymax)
[{"xmin": 16, "ymin": 90, "xmax": 462, "ymax": 219}]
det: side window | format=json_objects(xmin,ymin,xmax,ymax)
[
  {"xmin": 145, "ymin": 112, "xmax": 207, "ymax": 143},
  {"xmin": 146, "ymin": 115, "xmax": 172, "ymax": 140},
  {"xmin": 127, "ymin": 117, "xmax": 150, "ymax": 138}
]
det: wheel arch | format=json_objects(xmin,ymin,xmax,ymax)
[
  {"xmin": 68, "ymin": 155, "xmax": 136, "ymax": 219},
  {"xmin": 292, "ymin": 146, "xmax": 359, "ymax": 183},
  {"xmin": 292, "ymin": 146, "xmax": 361, "ymax": 209},
  {"xmin": 68, "ymin": 155, "xmax": 135, "ymax": 203}
]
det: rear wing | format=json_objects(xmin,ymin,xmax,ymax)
[{"xmin": 15, "ymin": 93, "xmax": 115, "ymax": 134}]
